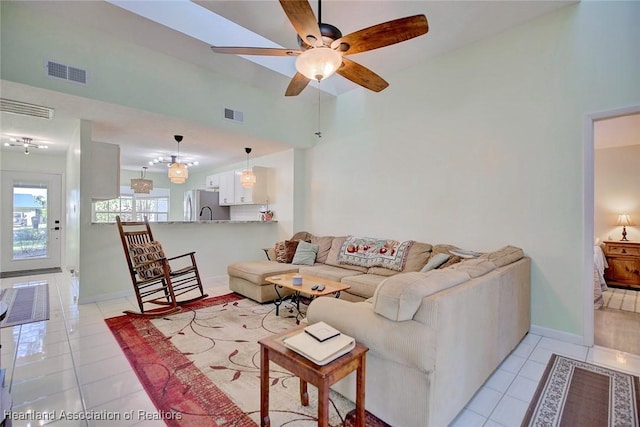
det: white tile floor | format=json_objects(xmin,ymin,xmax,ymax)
[{"xmin": 1, "ymin": 272, "xmax": 639, "ymax": 427}]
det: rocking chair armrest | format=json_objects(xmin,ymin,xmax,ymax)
[{"xmin": 167, "ymin": 252, "xmax": 196, "ymax": 261}]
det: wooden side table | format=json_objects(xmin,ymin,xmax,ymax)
[
  {"xmin": 258, "ymin": 325, "xmax": 368, "ymax": 427},
  {"xmin": 603, "ymin": 240, "xmax": 640, "ymax": 288}
]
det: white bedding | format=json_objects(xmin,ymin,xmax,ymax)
[{"xmin": 594, "ymin": 245, "xmax": 608, "ymax": 308}]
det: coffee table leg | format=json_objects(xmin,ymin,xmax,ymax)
[
  {"xmin": 260, "ymin": 346, "xmax": 270, "ymax": 427},
  {"xmin": 355, "ymin": 355, "xmax": 366, "ymax": 427},
  {"xmin": 299, "ymin": 378, "xmax": 309, "ymax": 406},
  {"xmin": 318, "ymin": 381, "xmax": 330, "ymax": 427},
  {"xmin": 273, "ymin": 285, "xmax": 282, "ymax": 316}
]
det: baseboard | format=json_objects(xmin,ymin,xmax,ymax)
[{"xmin": 530, "ymin": 324, "xmax": 586, "ymax": 346}]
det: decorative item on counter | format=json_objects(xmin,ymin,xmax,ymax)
[{"xmin": 259, "ymin": 201, "xmax": 273, "ymax": 222}]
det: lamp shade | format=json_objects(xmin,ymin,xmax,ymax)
[
  {"xmin": 295, "ymin": 47, "xmax": 342, "ymax": 81},
  {"xmin": 130, "ymin": 178, "xmax": 153, "ymax": 194},
  {"xmin": 617, "ymin": 214, "xmax": 634, "ymax": 226},
  {"xmin": 241, "ymin": 169, "xmax": 256, "ymax": 188},
  {"xmin": 168, "ymin": 162, "xmax": 188, "ymax": 184}
]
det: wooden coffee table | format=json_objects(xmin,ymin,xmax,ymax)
[
  {"xmin": 259, "ymin": 325, "xmax": 368, "ymax": 427},
  {"xmin": 265, "ymin": 273, "xmax": 350, "ymax": 320}
]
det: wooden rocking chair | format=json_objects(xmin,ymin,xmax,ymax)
[{"xmin": 116, "ymin": 215, "xmax": 208, "ymax": 316}]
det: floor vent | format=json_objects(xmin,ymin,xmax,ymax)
[
  {"xmin": 0, "ymin": 98, "xmax": 54, "ymax": 119},
  {"xmin": 224, "ymin": 108, "xmax": 244, "ymax": 123},
  {"xmin": 46, "ymin": 60, "xmax": 88, "ymax": 85}
]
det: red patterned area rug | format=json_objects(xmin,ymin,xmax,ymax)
[
  {"xmin": 522, "ymin": 354, "xmax": 640, "ymax": 427},
  {"xmin": 105, "ymin": 293, "xmax": 388, "ymax": 427}
]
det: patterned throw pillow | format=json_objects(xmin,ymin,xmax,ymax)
[
  {"xmin": 274, "ymin": 241, "xmax": 287, "ymax": 263},
  {"xmin": 284, "ymin": 240, "xmax": 301, "ymax": 263},
  {"xmin": 129, "ymin": 241, "xmax": 167, "ymax": 280}
]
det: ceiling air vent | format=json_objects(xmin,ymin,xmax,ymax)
[
  {"xmin": 224, "ymin": 108, "xmax": 244, "ymax": 123},
  {"xmin": 46, "ymin": 60, "xmax": 88, "ymax": 85},
  {"xmin": 0, "ymin": 98, "xmax": 54, "ymax": 119}
]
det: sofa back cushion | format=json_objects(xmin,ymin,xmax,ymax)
[
  {"xmin": 372, "ymin": 270, "xmax": 471, "ymax": 321},
  {"xmin": 479, "ymin": 245, "xmax": 524, "ymax": 267},
  {"xmin": 310, "ymin": 235, "xmax": 333, "ymax": 264}
]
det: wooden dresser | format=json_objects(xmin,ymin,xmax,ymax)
[{"xmin": 603, "ymin": 241, "xmax": 640, "ymax": 288}]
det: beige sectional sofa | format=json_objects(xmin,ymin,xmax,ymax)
[
  {"xmin": 308, "ymin": 253, "xmax": 531, "ymax": 427},
  {"xmin": 227, "ymin": 232, "xmax": 531, "ymax": 427}
]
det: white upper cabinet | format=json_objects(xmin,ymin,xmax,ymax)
[
  {"xmin": 205, "ymin": 174, "xmax": 220, "ymax": 189},
  {"xmin": 218, "ymin": 171, "xmax": 235, "ymax": 205},
  {"xmin": 217, "ymin": 166, "xmax": 269, "ymax": 206}
]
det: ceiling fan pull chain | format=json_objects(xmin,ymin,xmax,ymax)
[{"xmin": 315, "ymin": 88, "xmax": 322, "ymax": 138}]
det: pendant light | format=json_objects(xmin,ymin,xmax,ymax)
[
  {"xmin": 240, "ymin": 147, "xmax": 256, "ymax": 188},
  {"xmin": 130, "ymin": 167, "xmax": 153, "ymax": 194},
  {"xmin": 168, "ymin": 135, "xmax": 189, "ymax": 184}
]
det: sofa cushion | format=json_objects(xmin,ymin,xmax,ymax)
[
  {"xmin": 337, "ymin": 236, "xmax": 414, "ymax": 271},
  {"xmin": 368, "ymin": 241, "xmax": 432, "ymax": 275},
  {"xmin": 310, "ymin": 235, "xmax": 333, "ymax": 264},
  {"xmin": 340, "ymin": 274, "xmax": 388, "ymax": 299},
  {"xmin": 372, "ymin": 270, "xmax": 471, "ymax": 321},
  {"xmin": 228, "ymin": 261, "xmax": 299, "ymax": 285},
  {"xmin": 420, "ymin": 253, "xmax": 450, "ymax": 272},
  {"xmin": 438, "ymin": 255, "xmax": 462, "ymax": 269},
  {"xmin": 479, "ymin": 245, "xmax": 524, "ymax": 267},
  {"xmin": 325, "ymin": 237, "xmax": 368, "ymax": 273},
  {"xmin": 292, "ymin": 241, "xmax": 319, "ymax": 266},
  {"xmin": 297, "ymin": 264, "xmax": 363, "ymax": 282}
]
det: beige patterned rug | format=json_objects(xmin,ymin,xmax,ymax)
[
  {"xmin": 522, "ymin": 354, "xmax": 640, "ymax": 426},
  {"xmin": 106, "ymin": 293, "xmax": 387, "ymax": 426},
  {"xmin": 601, "ymin": 288, "xmax": 640, "ymax": 313},
  {"xmin": 0, "ymin": 282, "xmax": 50, "ymax": 328}
]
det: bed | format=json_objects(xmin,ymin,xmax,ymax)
[{"xmin": 594, "ymin": 243, "xmax": 608, "ymax": 308}]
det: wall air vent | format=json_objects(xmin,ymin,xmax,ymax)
[
  {"xmin": 0, "ymin": 98, "xmax": 54, "ymax": 119},
  {"xmin": 46, "ymin": 60, "xmax": 88, "ymax": 85},
  {"xmin": 224, "ymin": 108, "xmax": 244, "ymax": 123}
]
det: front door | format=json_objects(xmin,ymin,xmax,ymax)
[{"xmin": 1, "ymin": 171, "xmax": 62, "ymax": 273}]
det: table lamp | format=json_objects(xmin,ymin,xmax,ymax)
[{"xmin": 616, "ymin": 214, "xmax": 634, "ymax": 241}]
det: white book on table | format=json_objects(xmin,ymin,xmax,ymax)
[{"xmin": 284, "ymin": 328, "xmax": 355, "ymax": 366}]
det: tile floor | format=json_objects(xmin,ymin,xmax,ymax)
[{"xmin": 1, "ymin": 272, "xmax": 639, "ymax": 427}]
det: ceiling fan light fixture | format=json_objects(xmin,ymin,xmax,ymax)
[{"xmin": 295, "ymin": 47, "xmax": 342, "ymax": 82}]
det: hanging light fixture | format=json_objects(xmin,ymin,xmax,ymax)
[
  {"xmin": 240, "ymin": 147, "xmax": 256, "ymax": 188},
  {"xmin": 130, "ymin": 166, "xmax": 153, "ymax": 194},
  {"xmin": 168, "ymin": 135, "xmax": 189, "ymax": 184},
  {"xmin": 295, "ymin": 47, "xmax": 342, "ymax": 82},
  {"xmin": 4, "ymin": 137, "xmax": 48, "ymax": 155}
]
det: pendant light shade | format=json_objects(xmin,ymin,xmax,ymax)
[
  {"xmin": 168, "ymin": 135, "xmax": 189, "ymax": 184},
  {"xmin": 130, "ymin": 167, "xmax": 153, "ymax": 193},
  {"xmin": 241, "ymin": 147, "xmax": 256, "ymax": 188}
]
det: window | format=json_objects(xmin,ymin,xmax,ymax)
[{"xmin": 93, "ymin": 187, "xmax": 169, "ymax": 222}]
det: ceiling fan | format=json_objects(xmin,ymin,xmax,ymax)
[{"xmin": 211, "ymin": 0, "xmax": 428, "ymax": 96}]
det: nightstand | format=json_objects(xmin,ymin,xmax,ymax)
[{"xmin": 603, "ymin": 241, "xmax": 640, "ymax": 288}]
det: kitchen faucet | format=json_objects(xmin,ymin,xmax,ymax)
[{"xmin": 199, "ymin": 206, "xmax": 213, "ymax": 220}]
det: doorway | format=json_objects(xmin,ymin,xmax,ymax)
[
  {"xmin": 583, "ymin": 105, "xmax": 640, "ymax": 353},
  {"xmin": 1, "ymin": 171, "xmax": 63, "ymax": 273}
]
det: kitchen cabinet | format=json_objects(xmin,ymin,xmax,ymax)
[
  {"xmin": 218, "ymin": 171, "xmax": 235, "ymax": 205},
  {"xmin": 218, "ymin": 167, "xmax": 269, "ymax": 205},
  {"xmin": 604, "ymin": 241, "xmax": 640, "ymax": 288},
  {"xmin": 205, "ymin": 174, "xmax": 220, "ymax": 189}
]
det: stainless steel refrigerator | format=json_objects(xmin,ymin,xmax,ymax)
[{"xmin": 184, "ymin": 190, "xmax": 230, "ymax": 221}]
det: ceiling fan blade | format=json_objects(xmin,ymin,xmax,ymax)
[
  {"xmin": 279, "ymin": 0, "xmax": 323, "ymax": 47},
  {"xmin": 211, "ymin": 46, "xmax": 300, "ymax": 56},
  {"xmin": 331, "ymin": 15, "xmax": 428, "ymax": 55},
  {"xmin": 285, "ymin": 72, "xmax": 311, "ymax": 96},
  {"xmin": 337, "ymin": 58, "xmax": 389, "ymax": 93}
]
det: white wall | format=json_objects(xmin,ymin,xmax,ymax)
[
  {"xmin": 595, "ymin": 145, "xmax": 640, "ymax": 243},
  {"xmin": 305, "ymin": 2, "xmax": 640, "ymax": 337}
]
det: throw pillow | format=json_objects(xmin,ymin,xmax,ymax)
[
  {"xmin": 284, "ymin": 240, "xmax": 302, "ymax": 263},
  {"xmin": 129, "ymin": 241, "xmax": 167, "ymax": 280},
  {"xmin": 274, "ymin": 241, "xmax": 287, "ymax": 263},
  {"xmin": 420, "ymin": 253, "xmax": 450, "ymax": 272},
  {"xmin": 437, "ymin": 255, "xmax": 462, "ymax": 269},
  {"xmin": 292, "ymin": 241, "xmax": 320, "ymax": 265}
]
